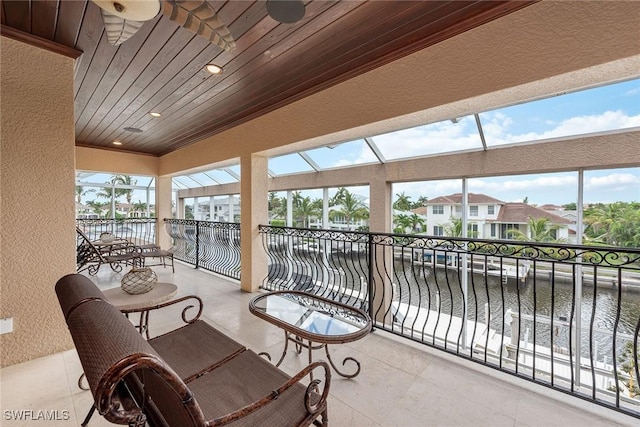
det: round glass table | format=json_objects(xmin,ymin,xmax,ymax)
[{"xmin": 250, "ymin": 290, "xmax": 372, "ymax": 378}]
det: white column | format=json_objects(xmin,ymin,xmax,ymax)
[
  {"xmin": 286, "ymin": 190, "xmax": 293, "ymax": 227},
  {"xmin": 369, "ymin": 171, "xmax": 393, "ymax": 324},
  {"xmin": 156, "ymin": 176, "xmax": 173, "ymax": 249},
  {"xmin": 461, "ymin": 178, "xmax": 469, "ymax": 350},
  {"xmin": 240, "ymin": 154, "xmax": 268, "ymax": 292},
  {"xmin": 209, "ymin": 196, "xmax": 216, "ymax": 221},
  {"xmin": 228, "ymin": 195, "xmax": 234, "ymax": 222},
  {"xmin": 323, "ymin": 188, "xmax": 329, "ymax": 229}
]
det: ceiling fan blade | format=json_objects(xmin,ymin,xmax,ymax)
[
  {"xmin": 92, "ymin": 0, "xmax": 161, "ymax": 21},
  {"xmin": 162, "ymin": 0, "xmax": 236, "ymax": 51},
  {"xmin": 100, "ymin": 10, "xmax": 145, "ymax": 45},
  {"xmin": 92, "ymin": 0, "xmax": 161, "ymax": 46}
]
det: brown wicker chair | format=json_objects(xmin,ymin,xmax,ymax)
[
  {"xmin": 76, "ymin": 227, "xmax": 141, "ymax": 275},
  {"xmin": 55, "ymin": 274, "xmax": 330, "ymax": 426}
]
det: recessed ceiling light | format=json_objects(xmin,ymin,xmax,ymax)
[
  {"xmin": 149, "ymin": 112, "xmax": 161, "ymax": 117},
  {"xmin": 205, "ymin": 63, "xmax": 223, "ymax": 75},
  {"xmin": 113, "ymin": 141, "xmax": 123, "ymax": 145}
]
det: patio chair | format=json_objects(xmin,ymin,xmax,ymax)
[
  {"xmin": 76, "ymin": 227, "xmax": 141, "ymax": 275},
  {"xmin": 141, "ymin": 246, "xmax": 175, "ymax": 272}
]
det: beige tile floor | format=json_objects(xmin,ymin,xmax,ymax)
[{"xmin": 1, "ymin": 262, "xmax": 638, "ymax": 427}]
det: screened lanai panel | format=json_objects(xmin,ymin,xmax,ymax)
[
  {"xmin": 303, "ymin": 139, "xmax": 379, "ymax": 169},
  {"xmin": 76, "ymin": 172, "xmax": 154, "ymax": 187},
  {"xmin": 371, "ymin": 115, "xmax": 483, "ymax": 160},
  {"xmin": 480, "ymin": 78, "xmax": 640, "ymax": 147},
  {"xmin": 269, "ymin": 153, "xmax": 315, "ymax": 175},
  {"xmin": 468, "ymin": 172, "xmax": 578, "ymax": 206}
]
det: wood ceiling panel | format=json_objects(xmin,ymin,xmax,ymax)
[
  {"xmin": 75, "ymin": 18, "xmax": 176, "ymax": 143},
  {"xmin": 31, "ymin": 0, "xmax": 59, "ymax": 40},
  {"xmin": 54, "ymin": 0, "xmax": 87, "ymax": 47},
  {"xmin": 75, "ymin": 16, "xmax": 161, "ymax": 138},
  {"xmin": 96, "ymin": 1, "xmax": 276, "ymax": 152},
  {"xmin": 130, "ymin": 1, "xmax": 365, "ymax": 151},
  {"xmin": 2, "ymin": 0, "xmax": 31, "ymax": 32},
  {"xmin": 1, "ymin": 0, "xmax": 534, "ymax": 156},
  {"xmin": 138, "ymin": 1, "xmax": 433, "ymax": 151},
  {"xmin": 81, "ymin": 1, "xmax": 262, "ymax": 150},
  {"xmin": 73, "ymin": 3, "xmax": 106, "ymax": 97},
  {"xmin": 83, "ymin": 26, "xmax": 201, "ymax": 146}
]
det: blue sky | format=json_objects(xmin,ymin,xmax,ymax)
[{"xmin": 78, "ymin": 79, "xmax": 640, "ymax": 207}]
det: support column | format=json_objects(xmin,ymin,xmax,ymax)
[
  {"xmin": 369, "ymin": 171, "xmax": 393, "ymax": 324},
  {"xmin": 156, "ymin": 176, "xmax": 173, "ymax": 249},
  {"xmin": 209, "ymin": 196, "xmax": 216, "ymax": 221},
  {"xmin": 286, "ymin": 190, "xmax": 293, "ymax": 227},
  {"xmin": 323, "ymin": 188, "xmax": 329, "ymax": 229},
  {"xmin": 240, "ymin": 154, "xmax": 268, "ymax": 292},
  {"xmin": 228, "ymin": 195, "xmax": 234, "ymax": 222}
]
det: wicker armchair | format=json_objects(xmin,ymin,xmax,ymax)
[{"xmin": 55, "ymin": 274, "xmax": 330, "ymax": 426}]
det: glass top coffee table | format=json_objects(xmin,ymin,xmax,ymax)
[{"xmin": 249, "ymin": 290, "xmax": 372, "ymax": 378}]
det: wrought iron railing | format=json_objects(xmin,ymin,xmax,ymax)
[
  {"xmin": 259, "ymin": 225, "xmax": 640, "ymax": 418},
  {"xmin": 164, "ymin": 219, "xmax": 241, "ymax": 280},
  {"xmin": 76, "ymin": 218, "xmax": 157, "ymax": 246}
]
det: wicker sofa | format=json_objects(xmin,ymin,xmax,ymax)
[{"xmin": 55, "ymin": 274, "xmax": 330, "ymax": 426}]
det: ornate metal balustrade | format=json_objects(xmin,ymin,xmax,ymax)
[
  {"xmin": 164, "ymin": 219, "xmax": 241, "ymax": 280},
  {"xmin": 76, "ymin": 218, "xmax": 157, "ymax": 246},
  {"xmin": 259, "ymin": 225, "xmax": 640, "ymax": 419}
]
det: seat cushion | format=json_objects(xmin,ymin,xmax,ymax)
[
  {"xmin": 149, "ymin": 320, "xmax": 245, "ymax": 382},
  {"xmin": 188, "ymin": 350, "xmax": 317, "ymax": 426}
]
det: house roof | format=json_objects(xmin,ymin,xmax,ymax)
[
  {"xmin": 494, "ymin": 203, "xmax": 573, "ymax": 224},
  {"xmin": 538, "ymin": 204, "xmax": 563, "ymax": 211},
  {"xmin": 425, "ymin": 193, "xmax": 505, "ymax": 205},
  {"xmin": 410, "ymin": 207, "xmax": 428, "ymax": 216}
]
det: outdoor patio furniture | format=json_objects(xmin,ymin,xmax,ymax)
[
  {"xmin": 76, "ymin": 227, "xmax": 141, "ymax": 275},
  {"xmin": 141, "ymin": 246, "xmax": 175, "ymax": 272},
  {"xmin": 55, "ymin": 274, "xmax": 331, "ymax": 426}
]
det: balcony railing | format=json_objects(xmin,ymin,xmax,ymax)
[
  {"xmin": 164, "ymin": 219, "xmax": 241, "ymax": 280},
  {"xmin": 259, "ymin": 225, "xmax": 640, "ymax": 419},
  {"xmin": 76, "ymin": 218, "xmax": 157, "ymax": 246}
]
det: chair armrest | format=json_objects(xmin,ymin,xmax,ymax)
[
  {"xmin": 206, "ymin": 360, "xmax": 331, "ymax": 427},
  {"xmin": 120, "ymin": 295, "xmax": 204, "ymax": 325}
]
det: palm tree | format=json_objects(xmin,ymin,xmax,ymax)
[
  {"xmin": 114, "ymin": 175, "xmax": 137, "ymax": 205},
  {"xmin": 75, "ymin": 185, "xmax": 95, "ymax": 204},
  {"xmin": 86, "ymin": 200, "xmax": 108, "ymax": 218},
  {"xmin": 332, "ymin": 190, "xmax": 368, "ymax": 230},
  {"xmin": 329, "ymin": 187, "xmax": 348, "ymax": 207},
  {"xmin": 394, "ymin": 214, "xmax": 412, "ymax": 234},
  {"xmin": 294, "ymin": 196, "xmax": 321, "ymax": 227},
  {"xmin": 132, "ymin": 201, "xmax": 147, "ymax": 217},
  {"xmin": 393, "ymin": 191, "xmax": 412, "ymax": 211},
  {"xmin": 507, "ymin": 217, "xmax": 563, "ymax": 242},
  {"xmin": 409, "ymin": 213, "xmax": 425, "ymax": 232},
  {"xmin": 444, "ymin": 217, "xmax": 463, "ymax": 237}
]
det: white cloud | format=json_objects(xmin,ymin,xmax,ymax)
[
  {"xmin": 585, "ymin": 173, "xmax": 640, "ymax": 193},
  {"xmin": 486, "ymin": 110, "xmax": 640, "ymax": 146}
]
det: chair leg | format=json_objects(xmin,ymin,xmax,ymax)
[{"xmin": 81, "ymin": 405, "xmax": 96, "ymax": 426}]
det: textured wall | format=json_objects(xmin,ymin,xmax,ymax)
[
  {"xmin": 159, "ymin": 1, "xmax": 640, "ymax": 175},
  {"xmin": 75, "ymin": 145, "xmax": 159, "ymax": 176},
  {"xmin": 0, "ymin": 36, "xmax": 76, "ymax": 366}
]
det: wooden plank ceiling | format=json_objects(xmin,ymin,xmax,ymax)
[{"xmin": 1, "ymin": 0, "xmax": 533, "ymax": 156}]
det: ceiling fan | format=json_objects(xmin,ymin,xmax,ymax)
[
  {"xmin": 91, "ymin": 0, "xmax": 235, "ymax": 50},
  {"xmin": 91, "ymin": 0, "xmax": 306, "ymax": 50}
]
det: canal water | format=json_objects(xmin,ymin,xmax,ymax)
[{"xmin": 387, "ymin": 261, "xmax": 640, "ymax": 362}]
